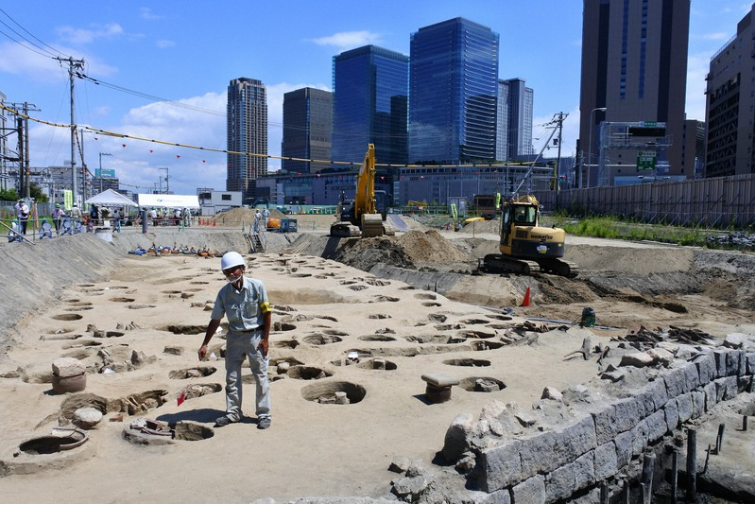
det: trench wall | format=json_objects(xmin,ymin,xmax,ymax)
[{"xmin": 449, "ymin": 348, "xmax": 754, "ymax": 503}]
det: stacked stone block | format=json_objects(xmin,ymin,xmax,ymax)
[{"xmin": 444, "ymin": 347, "xmax": 754, "ymax": 503}]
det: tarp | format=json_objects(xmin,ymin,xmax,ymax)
[
  {"xmin": 85, "ymin": 189, "xmax": 137, "ymax": 207},
  {"xmin": 137, "ymin": 193, "xmax": 200, "ymax": 209}
]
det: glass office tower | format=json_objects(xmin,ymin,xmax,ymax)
[
  {"xmin": 282, "ymin": 87, "xmax": 332, "ymax": 174},
  {"xmin": 227, "ymin": 77, "xmax": 268, "ymax": 202},
  {"xmin": 410, "ymin": 18, "xmax": 499, "ymax": 164},
  {"xmin": 332, "ymin": 45, "xmax": 408, "ymax": 166}
]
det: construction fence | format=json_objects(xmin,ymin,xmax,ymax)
[{"xmin": 536, "ymin": 173, "xmax": 755, "ymax": 229}]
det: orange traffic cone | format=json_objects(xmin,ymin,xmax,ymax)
[{"xmin": 520, "ymin": 286, "xmax": 531, "ymax": 307}]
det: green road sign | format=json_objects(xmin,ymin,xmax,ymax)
[{"xmin": 637, "ymin": 151, "xmax": 657, "ymax": 170}]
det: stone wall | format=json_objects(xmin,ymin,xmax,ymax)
[{"xmin": 440, "ymin": 344, "xmax": 754, "ymax": 503}]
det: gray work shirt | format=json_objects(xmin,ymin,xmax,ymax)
[{"xmin": 211, "ymin": 276, "xmax": 270, "ymax": 332}]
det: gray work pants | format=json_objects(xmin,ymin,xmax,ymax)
[{"xmin": 224, "ymin": 329, "xmax": 271, "ymax": 421}]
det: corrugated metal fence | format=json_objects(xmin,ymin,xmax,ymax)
[{"xmin": 535, "ymin": 174, "xmax": 755, "ymax": 229}]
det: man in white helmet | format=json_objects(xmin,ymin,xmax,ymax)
[{"xmin": 198, "ymin": 251, "xmax": 273, "ymax": 429}]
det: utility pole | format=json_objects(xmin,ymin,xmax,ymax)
[
  {"xmin": 55, "ymin": 57, "xmax": 85, "ymax": 206},
  {"xmin": 555, "ymin": 112, "xmax": 565, "ymax": 192},
  {"xmin": 159, "ymin": 167, "xmax": 169, "ymax": 194}
]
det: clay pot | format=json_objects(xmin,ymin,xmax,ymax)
[{"xmin": 52, "ymin": 372, "xmax": 86, "ymax": 394}]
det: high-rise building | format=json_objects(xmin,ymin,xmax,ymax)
[
  {"xmin": 579, "ymin": 0, "xmax": 690, "ymax": 186},
  {"xmin": 282, "ymin": 88, "xmax": 333, "ymax": 174},
  {"xmin": 332, "ymin": 45, "xmax": 408, "ymax": 166},
  {"xmin": 227, "ymin": 77, "xmax": 268, "ymax": 202},
  {"xmin": 409, "ymin": 18, "xmax": 499, "ymax": 164},
  {"xmin": 705, "ymin": 4, "xmax": 755, "ymax": 177},
  {"xmin": 496, "ymin": 78, "xmax": 534, "ymax": 161}
]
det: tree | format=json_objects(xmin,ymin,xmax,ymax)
[
  {"xmin": 29, "ymin": 183, "xmax": 48, "ymax": 203},
  {"xmin": 0, "ymin": 188, "xmax": 19, "ymax": 202}
]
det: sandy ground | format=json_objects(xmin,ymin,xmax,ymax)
[{"xmin": 0, "ymin": 215, "xmax": 753, "ymax": 503}]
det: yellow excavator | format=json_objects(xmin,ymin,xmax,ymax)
[
  {"xmin": 477, "ymin": 195, "xmax": 578, "ymax": 277},
  {"xmin": 330, "ymin": 144, "xmax": 393, "ymax": 238}
]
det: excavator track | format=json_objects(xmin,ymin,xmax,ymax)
[{"xmin": 478, "ymin": 255, "xmax": 578, "ymax": 278}]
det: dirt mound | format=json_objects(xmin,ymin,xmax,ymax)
[
  {"xmin": 456, "ymin": 219, "xmax": 500, "ymax": 235},
  {"xmin": 398, "ymin": 230, "xmax": 473, "ymax": 263}
]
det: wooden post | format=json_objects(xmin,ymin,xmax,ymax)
[
  {"xmin": 600, "ymin": 482, "xmax": 609, "ymax": 504},
  {"xmin": 744, "ymin": 415, "xmax": 748, "ymax": 432},
  {"xmin": 670, "ymin": 450, "xmax": 679, "ymax": 504},
  {"xmin": 716, "ymin": 423, "xmax": 725, "ymax": 454},
  {"xmin": 686, "ymin": 429, "xmax": 697, "ymax": 502},
  {"xmin": 641, "ymin": 453, "xmax": 656, "ymax": 504}
]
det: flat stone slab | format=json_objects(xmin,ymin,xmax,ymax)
[{"xmin": 421, "ymin": 373, "xmax": 460, "ymax": 388}]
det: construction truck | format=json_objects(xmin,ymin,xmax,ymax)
[
  {"xmin": 330, "ymin": 144, "xmax": 393, "ymax": 238},
  {"xmin": 476, "ymin": 195, "xmax": 578, "ymax": 277}
]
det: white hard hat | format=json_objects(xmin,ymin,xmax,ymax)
[{"xmin": 220, "ymin": 251, "xmax": 245, "ymax": 271}]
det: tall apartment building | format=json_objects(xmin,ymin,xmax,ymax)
[
  {"xmin": 409, "ymin": 18, "xmax": 499, "ymax": 164},
  {"xmin": 705, "ymin": 4, "xmax": 755, "ymax": 177},
  {"xmin": 496, "ymin": 78, "xmax": 534, "ymax": 161},
  {"xmin": 579, "ymin": 0, "xmax": 690, "ymax": 187},
  {"xmin": 281, "ymin": 87, "xmax": 333, "ymax": 174},
  {"xmin": 227, "ymin": 77, "xmax": 268, "ymax": 202},
  {"xmin": 332, "ymin": 45, "xmax": 408, "ymax": 166}
]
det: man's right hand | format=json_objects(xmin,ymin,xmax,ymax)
[{"xmin": 198, "ymin": 344, "xmax": 208, "ymax": 361}]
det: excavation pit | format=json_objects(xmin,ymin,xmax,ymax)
[
  {"xmin": 173, "ymin": 421, "xmax": 214, "ymax": 441},
  {"xmin": 471, "ymin": 340, "xmax": 506, "ymax": 351},
  {"xmin": 18, "ymin": 429, "xmax": 88, "ymax": 455},
  {"xmin": 302, "ymin": 381, "xmax": 366, "ymax": 405},
  {"xmin": 110, "ymin": 297, "xmax": 136, "ymax": 303},
  {"xmin": 287, "ymin": 366, "xmax": 333, "ymax": 380},
  {"xmin": 159, "ymin": 324, "xmax": 208, "ymax": 335},
  {"xmin": 169, "ymin": 366, "xmax": 217, "ymax": 380},
  {"xmin": 273, "ymin": 322, "xmax": 296, "ymax": 332},
  {"xmin": 180, "ymin": 383, "xmax": 222, "ymax": 400},
  {"xmin": 52, "ymin": 314, "xmax": 83, "ymax": 321},
  {"xmin": 65, "ymin": 306, "xmax": 94, "ymax": 311},
  {"xmin": 356, "ymin": 359, "xmax": 397, "ymax": 370},
  {"xmin": 443, "ymin": 358, "xmax": 491, "ymax": 367},
  {"xmin": 358, "ymin": 335, "xmax": 397, "ymax": 342},
  {"xmin": 303, "ymin": 334, "xmax": 343, "ymax": 345},
  {"xmin": 273, "ymin": 340, "xmax": 300, "ymax": 349},
  {"xmin": 457, "ymin": 330, "xmax": 496, "ymax": 339},
  {"xmin": 458, "ymin": 376, "xmax": 506, "ymax": 392}
]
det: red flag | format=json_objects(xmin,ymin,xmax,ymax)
[
  {"xmin": 176, "ymin": 155, "xmax": 181, "ymax": 159},
  {"xmin": 122, "ymin": 144, "xmax": 126, "ymax": 148},
  {"xmin": 177, "ymin": 390, "xmax": 186, "ymax": 406}
]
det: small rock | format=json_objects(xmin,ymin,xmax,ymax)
[
  {"xmin": 52, "ymin": 357, "xmax": 86, "ymax": 378},
  {"xmin": 73, "ymin": 407, "xmax": 103, "ymax": 429},
  {"xmin": 723, "ymin": 333, "xmax": 746, "ymax": 349},
  {"xmin": 601, "ymin": 364, "xmax": 625, "ymax": 382},
  {"xmin": 389, "ymin": 455, "xmax": 411, "ymax": 473},
  {"xmin": 541, "ymin": 386, "xmax": 563, "ymax": 401},
  {"xmin": 619, "ymin": 352, "xmax": 655, "ymax": 368},
  {"xmin": 648, "ymin": 347, "xmax": 674, "ymax": 366},
  {"xmin": 109, "ymin": 412, "xmax": 125, "ymax": 422}
]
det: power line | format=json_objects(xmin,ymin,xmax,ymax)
[{"xmin": 0, "ymin": 7, "xmax": 68, "ymax": 58}]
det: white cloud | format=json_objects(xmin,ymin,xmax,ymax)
[
  {"xmin": 56, "ymin": 23, "xmax": 124, "ymax": 45},
  {"xmin": 139, "ymin": 7, "xmax": 164, "ymax": 21},
  {"xmin": 308, "ymin": 31, "xmax": 382, "ymax": 50},
  {"xmin": 156, "ymin": 40, "xmax": 175, "ymax": 49}
]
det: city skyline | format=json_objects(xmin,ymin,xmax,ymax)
[{"xmin": 0, "ymin": 1, "xmax": 749, "ymax": 195}]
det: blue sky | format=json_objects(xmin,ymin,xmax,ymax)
[{"xmin": 0, "ymin": 1, "xmax": 750, "ymax": 195}]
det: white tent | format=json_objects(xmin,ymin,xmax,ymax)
[{"xmin": 85, "ymin": 189, "xmax": 137, "ymax": 207}]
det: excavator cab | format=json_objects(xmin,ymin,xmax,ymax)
[{"xmin": 478, "ymin": 195, "xmax": 577, "ymax": 277}]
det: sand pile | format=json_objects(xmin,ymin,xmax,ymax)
[
  {"xmin": 333, "ymin": 230, "xmax": 473, "ymax": 271},
  {"xmin": 214, "ymin": 207, "xmax": 286, "ymax": 226}
]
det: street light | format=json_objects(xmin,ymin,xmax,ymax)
[
  {"xmin": 99, "ymin": 152, "xmax": 113, "ymax": 193},
  {"xmin": 587, "ymin": 107, "xmax": 606, "ymax": 188}
]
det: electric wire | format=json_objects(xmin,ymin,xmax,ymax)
[{"xmin": 1, "ymin": 104, "xmax": 537, "ymax": 170}]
